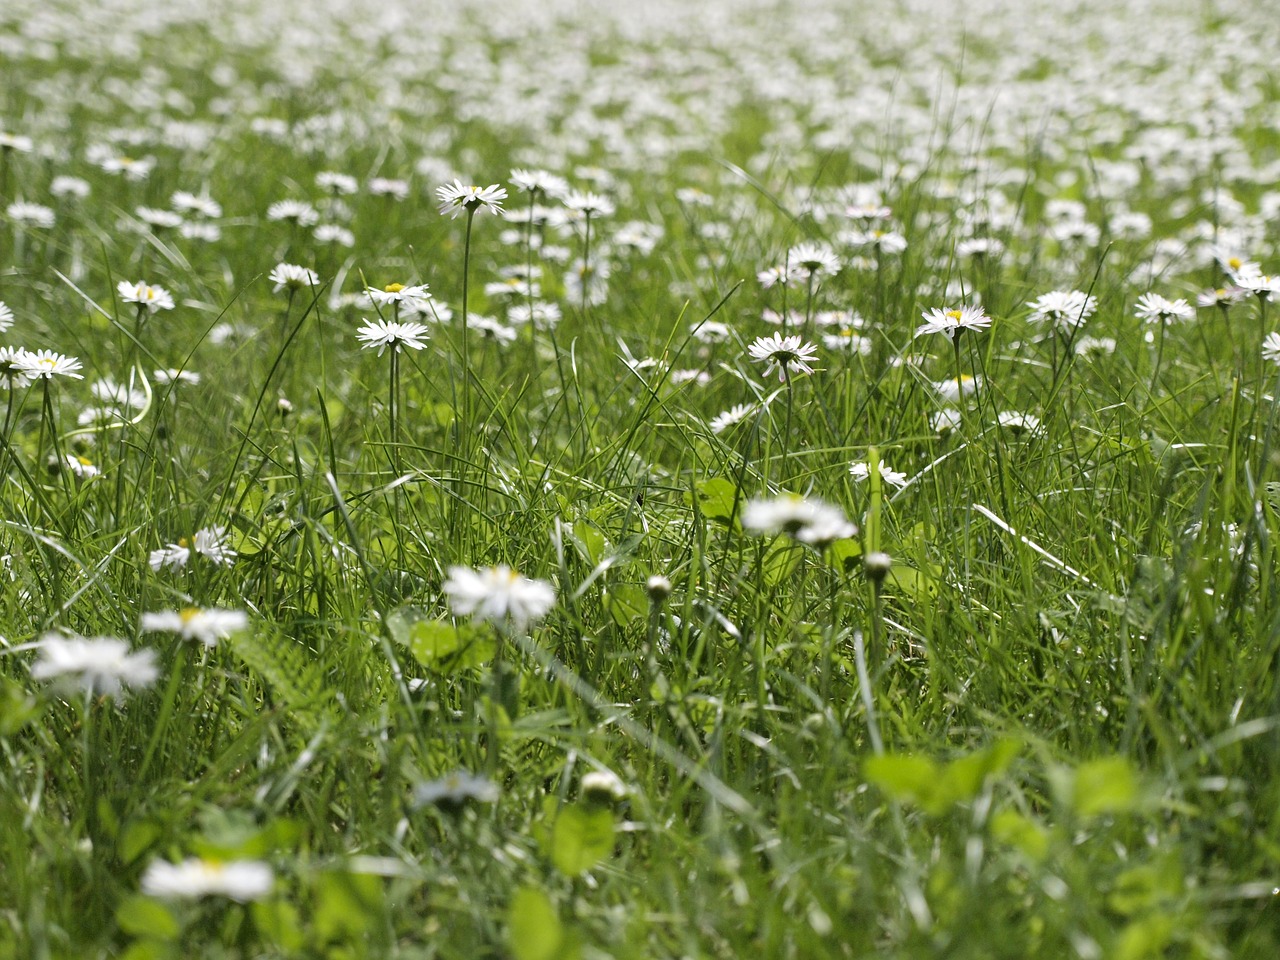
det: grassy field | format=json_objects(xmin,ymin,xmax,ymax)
[{"xmin": 1, "ymin": 0, "xmax": 1279, "ymax": 956}]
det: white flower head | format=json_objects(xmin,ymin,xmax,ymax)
[
  {"xmin": 0, "ymin": 302, "xmax": 13, "ymax": 333},
  {"xmin": 266, "ymin": 199, "xmax": 319, "ymax": 226},
  {"xmin": 140, "ymin": 607, "xmax": 249, "ymax": 647},
  {"xmin": 141, "ymin": 858, "xmax": 274, "ymax": 902},
  {"xmin": 709, "ymin": 402, "xmax": 757, "ymax": 435},
  {"xmin": 118, "ymin": 281, "xmax": 175, "ymax": 313},
  {"xmin": 1134, "ymin": 292, "xmax": 1195, "ymax": 323},
  {"xmin": 442, "ymin": 564, "xmax": 556, "ymax": 633},
  {"xmin": 413, "ymin": 770, "xmax": 499, "ymax": 810},
  {"xmin": 355, "ymin": 317, "xmax": 429, "ymax": 355},
  {"xmin": 17, "ymin": 350, "xmax": 82, "ymax": 380},
  {"xmin": 916, "ymin": 305, "xmax": 992, "ymax": 340},
  {"xmin": 435, "ymin": 180, "xmax": 507, "ymax": 218},
  {"xmin": 849, "ymin": 460, "xmax": 908, "ymax": 488},
  {"xmin": 149, "ymin": 526, "xmax": 235, "ymax": 572},
  {"xmin": 269, "ymin": 263, "xmax": 320, "ymax": 293},
  {"xmin": 31, "ymin": 634, "xmax": 159, "ymax": 697},
  {"xmin": 742, "ymin": 495, "xmax": 856, "ymax": 545},
  {"xmin": 1262, "ymin": 332, "xmax": 1280, "ymax": 365},
  {"xmin": 747, "ymin": 333, "xmax": 819, "ymax": 382},
  {"xmin": 1026, "ymin": 290, "xmax": 1096, "ymax": 329}
]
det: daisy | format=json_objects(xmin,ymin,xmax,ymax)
[
  {"xmin": 49, "ymin": 176, "xmax": 90, "ymax": 199},
  {"xmin": 365, "ymin": 283, "xmax": 431, "ymax": 308},
  {"xmin": 63, "ymin": 454, "xmax": 100, "ymax": 479},
  {"xmin": 0, "ymin": 131, "xmax": 33, "ymax": 152},
  {"xmin": 435, "ymin": 180, "xmax": 507, "ymax": 218},
  {"xmin": 17, "ymin": 350, "xmax": 82, "ymax": 380},
  {"xmin": 1197, "ymin": 287, "xmax": 1245, "ymax": 309},
  {"xmin": 742, "ymin": 495, "xmax": 856, "ymax": 544},
  {"xmin": 117, "ymin": 281, "xmax": 175, "ymax": 313},
  {"xmin": 31, "ymin": 634, "xmax": 159, "ymax": 698},
  {"xmin": 1026, "ymin": 290, "xmax": 1097, "ymax": 329},
  {"xmin": 153, "ymin": 368, "xmax": 200, "ymax": 386},
  {"xmin": 709, "ymin": 402, "xmax": 757, "ymax": 434},
  {"xmin": 179, "ymin": 222, "xmax": 220, "ymax": 242},
  {"xmin": 135, "ymin": 207, "xmax": 183, "ymax": 230},
  {"xmin": 149, "ymin": 526, "xmax": 236, "ymax": 571},
  {"xmin": 313, "ymin": 224, "xmax": 354, "ymax": 246},
  {"xmin": 1262, "ymin": 332, "xmax": 1280, "ymax": 365},
  {"xmin": 170, "ymin": 192, "xmax": 222, "ymax": 218},
  {"xmin": 315, "ymin": 171, "xmax": 358, "ymax": 195},
  {"xmin": 849, "ymin": 460, "xmax": 908, "ymax": 488},
  {"xmin": 1133, "ymin": 292, "xmax": 1194, "ymax": 323},
  {"xmin": 141, "ymin": 858, "xmax": 274, "ymax": 902},
  {"xmin": 747, "ymin": 333, "xmax": 819, "ymax": 382},
  {"xmin": 266, "ymin": 199, "xmax": 319, "ymax": 226},
  {"xmin": 562, "ymin": 190, "xmax": 615, "ymax": 218},
  {"xmin": 442, "ymin": 564, "xmax": 556, "ymax": 633},
  {"xmin": 413, "ymin": 770, "xmax": 499, "ymax": 811},
  {"xmin": 368, "ymin": 177, "xmax": 409, "ymax": 200},
  {"xmin": 0, "ymin": 347, "xmax": 32, "ymax": 385},
  {"xmin": 996, "ymin": 411, "xmax": 1042, "ymax": 436},
  {"xmin": 470, "ymin": 314, "xmax": 517, "ymax": 345},
  {"xmin": 6, "ymin": 202, "xmax": 55, "ymax": 228},
  {"xmin": 268, "ymin": 263, "xmax": 320, "ymax": 292},
  {"xmin": 581, "ymin": 769, "xmax": 628, "ymax": 804},
  {"xmin": 355, "ymin": 317, "xmax": 430, "ymax": 355},
  {"xmin": 915, "ymin": 305, "xmax": 992, "ymax": 340},
  {"xmin": 141, "ymin": 607, "xmax": 249, "ymax": 647},
  {"xmin": 510, "ymin": 168, "xmax": 569, "ymax": 197},
  {"xmin": 787, "ymin": 242, "xmax": 841, "ymax": 278},
  {"xmin": 0, "ymin": 302, "xmax": 12, "ymax": 332}
]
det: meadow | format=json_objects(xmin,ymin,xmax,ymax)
[{"xmin": 1, "ymin": 0, "xmax": 1278, "ymax": 956}]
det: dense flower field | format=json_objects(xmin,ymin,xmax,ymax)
[{"xmin": 1, "ymin": 0, "xmax": 1279, "ymax": 956}]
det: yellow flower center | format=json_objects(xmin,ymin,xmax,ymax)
[
  {"xmin": 1228, "ymin": 257, "xmax": 1242, "ymax": 270},
  {"xmin": 177, "ymin": 537, "xmax": 190, "ymax": 548},
  {"xmin": 76, "ymin": 456, "xmax": 94, "ymax": 467},
  {"xmin": 384, "ymin": 283, "xmax": 404, "ymax": 293},
  {"xmin": 180, "ymin": 607, "xmax": 200, "ymax": 623},
  {"xmin": 946, "ymin": 310, "xmax": 963, "ymax": 321}
]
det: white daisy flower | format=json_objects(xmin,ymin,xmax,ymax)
[
  {"xmin": 510, "ymin": 168, "xmax": 569, "ymax": 197},
  {"xmin": 442, "ymin": 564, "xmax": 556, "ymax": 633},
  {"xmin": 141, "ymin": 607, "xmax": 249, "ymax": 647},
  {"xmin": 170, "ymin": 192, "xmax": 222, "ymax": 218},
  {"xmin": 413, "ymin": 770, "xmax": 499, "ymax": 810},
  {"xmin": 266, "ymin": 199, "xmax": 319, "ymax": 226},
  {"xmin": 1133, "ymin": 292, "xmax": 1194, "ymax": 323},
  {"xmin": 141, "ymin": 858, "xmax": 274, "ymax": 902},
  {"xmin": 435, "ymin": 180, "xmax": 507, "ymax": 218},
  {"xmin": 709, "ymin": 402, "xmax": 756, "ymax": 434},
  {"xmin": 31, "ymin": 634, "xmax": 159, "ymax": 698},
  {"xmin": 6, "ymin": 202, "xmax": 55, "ymax": 228},
  {"xmin": 742, "ymin": 495, "xmax": 856, "ymax": 545},
  {"xmin": 0, "ymin": 302, "xmax": 13, "ymax": 332},
  {"xmin": 355, "ymin": 317, "xmax": 430, "ymax": 355},
  {"xmin": 1262, "ymin": 332, "xmax": 1280, "ymax": 365},
  {"xmin": 747, "ymin": 333, "xmax": 819, "ymax": 382},
  {"xmin": 1026, "ymin": 290, "xmax": 1096, "ymax": 328},
  {"xmin": 149, "ymin": 526, "xmax": 235, "ymax": 572},
  {"xmin": 17, "ymin": 350, "xmax": 83, "ymax": 380},
  {"xmin": 268, "ymin": 263, "xmax": 320, "ymax": 292},
  {"xmin": 315, "ymin": 171, "xmax": 358, "ymax": 195},
  {"xmin": 849, "ymin": 461, "xmax": 908, "ymax": 488},
  {"xmin": 117, "ymin": 281, "xmax": 175, "ymax": 313},
  {"xmin": 915, "ymin": 305, "xmax": 992, "ymax": 340}
]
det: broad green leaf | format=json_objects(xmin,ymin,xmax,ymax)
[
  {"xmin": 863, "ymin": 754, "xmax": 939, "ymax": 807},
  {"xmin": 252, "ymin": 899, "xmax": 306, "ymax": 951},
  {"xmin": 1072, "ymin": 756, "xmax": 1139, "ymax": 817},
  {"xmin": 547, "ymin": 803, "xmax": 615, "ymax": 876},
  {"xmin": 572, "ymin": 520, "xmax": 607, "ymax": 566},
  {"xmin": 938, "ymin": 740, "xmax": 1020, "ymax": 804},
  {"xmin": 314, "ymin": 871, "xmax": 383, "ymax": 943},
  {"xmin": 117, "ymin": 896, "xmax": 180, "ymax": 941},
  {"xmin": 507, "ymin": 887, "xmax": 564, "ymax": 960},
  {"xmin": 687, "ymin": 477, "xmax": 740, "ymax": 526},
  {"xmin": 762, "ymin": 537, "xmax": 804, "ymax": 587},
  {"xmin": 603, "ymin": 582, "xmax": 648, "ymax": 626},
  {"xmin": 118, "ymin": 819, "xmax": 163, "ymax": 866},
  {"xmin": 989, "ymin": 809, "xmax": 1049, "ymax": 861},
  {"xmin": 825, "ymin": 538, "xmax": 863, "ymax": 575}
]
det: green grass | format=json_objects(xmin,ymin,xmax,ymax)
[{"xmin": 2, "ymin": 1, "xmax": 1280, "ymax": 957}]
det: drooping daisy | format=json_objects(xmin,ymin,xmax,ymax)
[
  {"xmin": 316, "ymin": 171, "xmax": 358, "ymax": 195},
  {"xmin": 510, "ymin": 168, "xmax": 569, "ymax": 197},
  {"xmin": 31, "ymin": 634, "xmax": 159, "ymax": 698},
  {"xmin": 742, "ymin": 495, "xmax": 856, "ymax": 545},
  {"xmin": 747, "ymin": 333, "xmax": 819, "ymax": 382},
  {"xmin": 435, "ymin": 180, "xmax": 508, "ymax": 218},
  {"xmin": 49, "ymin": 176, "xmax": 90, "ymax": 199},
  {"xmin": 849, "ymin": 460, "xmax": 908, "ymax": 488},
  {"xmin": 268, "ymin": 263, "xmax": 320, "ymax": 293},
  {"xmin": 1133, "ymin": 292, "xmax": 1194, "ymax": 324},
  {"xmin": 266, "ymin": 199, "xmax": 319, "ymax": 226},
  {"xmin": 170, "ymin": 192, "xmax": 222, "ymax": 218},
  {"xmin": 17, "ymin": 350, "xmax": 83, "ymax": 380},
  {"xmin": 562, "ymin": 190, "xmax": 615, "ymax": 218},
  {"xmin": 141, "ymin": 607, "xmax": 249, "ymax": 647},
  {"xmin": 442, "ymin": 564, "xmax": 556, "ymax": 633},
  {"xmin": 1262, "ymin": 332, "xmax": 1280, "ymax": 365},
  {"xmin": 368, "ymin": 177, "xmax": 409, "ymax": 200},
  {"xmin": 0, "ymin": 302, "xmax": 13, "ymax": 332},
  {"xmin": 915, "ymin": 305, "xmax": 992, "ymax": 340},
  {"xmin": 6, "ymin": 202, "xmax": 55, "ymax": 228},
  {"xmin": 709, "ymin": 402, "xmax": 757, "ymax": 434},
  {"xmin": 135, "ymin": 207, "xmax": 183, "ymax": 230},
  {"xmin": 117, "ymin": 281, "xmax": 175, "ymax": 313},
  {"xmin": 141, "ymin": 858, "xmax": 274, "ymax": 902},
  {"xmin": 355, "ymin": 317, "xmax": 430, "ymax": 355},
  {"xmin": 787, "ymin": 241, "xmax": 841, "ymax": 278}
]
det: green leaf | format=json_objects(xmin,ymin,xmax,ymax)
[
  {"xmin": 392, "ymin": 611, "xmax": 496, "ymax": 674},
  {"xmin": 938, "ymin": 739, "xmax": 1020, "ymax": 805},
  {"xmin": 825, "ymin": 538, "xmax": 863, "ymax": 575},
  {"xmin": 507, "ymin": 887, "xmax": 565, "ymax": 960},
  {"xmin": 687, "ymin": 477, "xmax": 740, "ymax": 526},
  {"xmin": 314, "ymin": 871, "xmax": 384, "ymax": 943},
  {"xmin": 762, "ymin": 537, "xmax": 804, "ymax": 587},
  {"xmin": 989, "ymin": 810, "xmax": 1050, "ymax": 862},
  {"xmin": 0, "ymin": 675, "xmax": 39, "ymax": 735},
  {"xmin": 572, "ymin": 520, "xmax": 607, "ymax": 566},
  {"xmin": 118, "ymin": 819, "xmax": 163, "ymax": 866},
  {"xmin": 252, "ymin": 899, "xmax": 306, "ymax": 951},
  {"xmin": 863, "ymin": 754, "xmax": 940, "ymax": 807},
  {"xmin": 603, "ymin": 583, "xmax": 648, "ymax": 626},
  {"xmin": 1072, "ymin": 756, "xmax": 1139, "ymax": 817},
  {"xmin": 117, "ymin": 896, "xmax": 180, "ymax": 941},
  {"xmin": 547, "ymin": 803, "xmax": 615, "ymax": 876},
  {"xmin": 117, "ymin": 943, "xmax": 174, "ymax": 960},
  {"xmin": 882, "ymin": 564, "xmax": 937, "ymax": 600}
]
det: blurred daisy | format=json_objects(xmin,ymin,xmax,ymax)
[
  {"xmin": 355, "ymin": 317, "xmax": 429, "ymax": 355},
  {"xmin": 916, "ymin": 305, "xmax": 991, "ymax": 340},
  {"xmin": 31, "ymin": 634, "xmax": 158, "ymax": 698},
  {"xmin": 141, "ymin": 858, "xmax": 274, "ymax": 902},
  {"xmin": 316, "ymin": 171, "xmax": 358, "ymax": 195},
  {"xmin": 63, "ymin": 454, "xmax": 100, "ymax": 479},
  {"xmin": 266, "ymin": 199, "xmax": 319, "ymax": 226},
  {"xmin": 748, "ymin": 333, "xmax": 819, "ymax": 382},
  {"xmin": 563, "ymin": 190, "xmax": 615, "ymax": 218},
  {"xmin": 365, "ymin": 283, "xmax": 431, "ymax": 308},
  {"xmin": 170, "ymin": 192, "xmax": 222, "ymax": 218},
  {"xmin": 996, "ymin": 411, "xmax": 1042, "ymax": 436},
  {"xmin": 141, "ymin": 607, "xmax": 249, "ymax": 647},
  {"xmin": 314, "ymin": 224, "xmax": 354, "ymax": 246},
  {"xmin": 6, "ymin": 202, "xmax": 55, "ymax": 228},
  {"xmin": 742, "ymin": 495, "xmax": 856, "ymax": 545},
  {"xmin": 442, "ymin": 564, "xmax": 556, "ymax": 633},
  {"xmin": 1262, "ymin": 332, "xmax": 1280, "ymax": 365},
  {"xmin": 50, "ymin": 176, "xmax": 90, "ymax": 199},
  {"xmin": 118, "ymin": 281, "xmax": 175, "ymax": 313},
  {"xmin": 1026, "ymin": 290, "xmax": 1096, "ymax": 329},
  {"xmin": 436, "ymin": 180, "xmax": 507, "ymax": 218},
  {"xmin": 0, "ymin": 347, "xmax": 32, "ymax": 385},
  {"xmin": 135, "ymin": 207, "xmax": 183, "ymax": 230},
  {"xmin": 510, "ymin": 168, "xmax": 569, "ymax": 197},
  {"xmin": 269, "ymin": 263, "xmax": 320, "ymax": 292},
  {"xmin": 413, "ymin": 770, "xmax": 499, "ymax": 811},
  {"xmin": 0, "ymin": 302, "xmax": 12, "ymax": 332},
  {"xmin": 709, "ymin": 402, "xmax": 756, "ymax": 434},
  {"xmin": 788, "ymin": 242, "xmax": 840, "ymax": 278},
  {"xmin": 368, "ymin": 177, "xmax": 409, "ymax": 200}
]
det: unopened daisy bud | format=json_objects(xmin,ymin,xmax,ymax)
[
  {"xmin": 277, "ymin": 396, "xmax": 294, "ymax": 418},
  {"xmin": 864, "ymin": 551, "xmax": 893, "ymax": 582},
  {"xmin": 646, "ymin": 575, "xmax": 672, "ymax": 604},
  {"xmin": 581, "ymin": 769, "xmax": 628, "ymax": 805}
]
